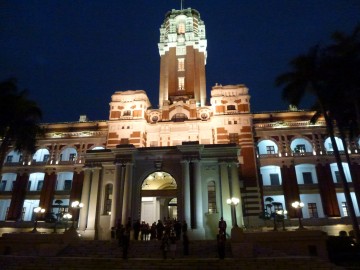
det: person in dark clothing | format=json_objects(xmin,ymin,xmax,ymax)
[
  {"xmin": 122, "ymin": 228, "xmax": 130, "ymax": 259},
  {"xmin": 182, "ymin": 220, "xmax": 188, "ymax": 234},
  {"xmin": 218, "ymin": 217, "xmax": 227, "ymax": 235},
  {"xmin": 133, "ymin": 219, "xmax": 141, "ymax": 240},
  {"xmin": 116, "ymin": 224, "xmax": 125, "ymax": 247},
  {"xmin": 156, "ymin": 220, "xmax": 164, "ymax": 240},
  {"xmin": 174, "ymin": 220, "xmax": 182, "ymax": 240},
  {"xmin": 217, "ymin": 232, "xmax": 226, "ymax": 259}
]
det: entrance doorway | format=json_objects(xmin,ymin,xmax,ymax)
[{"xmin": 140, "ymin": 171, "xmax": 177, "ymax": 224}]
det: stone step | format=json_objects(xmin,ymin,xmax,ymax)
[
  {"xmin": 0, "ymin": 256, "xmax": 344, "ymax": 270},
  {"xmin": 59, "ymin": 239, "xmax": 232, "ymax": 259}
]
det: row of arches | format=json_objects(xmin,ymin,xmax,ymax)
[
  {"xmin": 257, "ymin": 136, "xmax": 360, "ymax": 155},
  {"xmin": 261, "ymin": 162, "xmax": 352, "ymax": 186},
  {"xmin": 4, "ymin": 146, "xmax": 105, "ymax": 164}
]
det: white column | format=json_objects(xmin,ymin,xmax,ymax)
[
  {"xmin": 181, "ymin": 160, "xmax": 190, "ymax": 224},
  {"xmin": 194, "ymin": 160, "xmax": 203, "ymax": 230},
  {"xmin": 110, "ymin": 163, "xmax": 122, "ymax": 228},
  {"xmin": 86, "ymin": 167, "xmax": 101, "ymax": 230},
  {"xmin": 220, "ymin": 162, "xmax": 231, "ymax": 231},
  {"xmin": 231, "ymin": 162, "xmax": 243, "ymax": 227},
  {"xmin": 122, "ymin": 163, "xmax": 133, "ymax": 223},
  {"xmin": 79, "ymin": 169, "xmax": 91, "ymax": 231}
]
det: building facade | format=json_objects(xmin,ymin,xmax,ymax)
[{"xmin": 1, "ymin": 7, "xmax": 359, "ymax": 240}]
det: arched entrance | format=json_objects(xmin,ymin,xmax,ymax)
[{"xmin": 140, "ymin": 171, "xmax": 177, "ymax": 224}]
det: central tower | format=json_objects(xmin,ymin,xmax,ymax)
[{"xmin": 158, "ymin": 8, "xmax": 207, "ymax": 108}]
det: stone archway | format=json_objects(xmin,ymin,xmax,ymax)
[{"xmin": 140, "ymin": 171, "xmax": 177, "ymax": 224}]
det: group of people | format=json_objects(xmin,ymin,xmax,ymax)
[{"xmin": 113, "ymin": 217, "xmax": 189, "ymax": 259}]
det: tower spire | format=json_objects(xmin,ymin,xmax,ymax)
[{"xmin": 180, "ymin": 0, "xmax": 184, "ymax": 10}]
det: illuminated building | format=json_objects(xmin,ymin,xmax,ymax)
[{"xmin": 0, "ymin": 7, "xmax": 359, "ymax": 240}]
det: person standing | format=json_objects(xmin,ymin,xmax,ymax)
[
  {"xmin": 217, "ymin": 232, "xmax": 226, "ymax": 259},
  {"xmin": 218, "ymin": 217, "xmax": 227, "ymax": 235},
  {"xmin": 133, "ymin": 219, "xmax": 140, "ymax": 240},
  {"xmin": 122, "ymin": 228, "xmax": 130, "ymax": 259},
  {"xmin": 160, "ymin": 233, "xmax": 169, "ymax": 259}
]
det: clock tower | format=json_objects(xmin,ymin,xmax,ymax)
[{"xmin": 158, "ymin": 8, "xmax": 207, "ymax": 108}]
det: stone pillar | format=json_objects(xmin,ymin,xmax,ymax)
[
  {"xmin": 220, "ymin": 162, "xmax": 231, "ymax": 232},
  {"xmin": 110, "ymin": 163, "xmax": 123, "ymax": 228},
  {"xmin": 79, "ymin": 169, "xmax": 92, "ymax": 231},
  {"xmin": 181, "ymin": 160, "xmax": 190, "ymax": 224},
  {"xmin": 7, "ymin": 172, "xmax": 29, "ymax": 221},
  {"xmin": 122, "ymin": 163, "xmax": 133, "ymax": 223},
  {"xmin": 231, "ymin": 162, "xmax": 243, "ymax": 227},
  {"xmin": 194, "ymin": 160, "xmax": 203, "ymax": 231},
  {"xmin": 39, "ymin": 171, "xmax": 56, "ymax": 211},
  {"xmin": 86, "ymin": 167, "xmax": 101, "ymax": 231}
]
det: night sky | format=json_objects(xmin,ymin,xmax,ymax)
[{"xmin": 1, "ymin": 1, "xmax": 359, "ymax": 123}]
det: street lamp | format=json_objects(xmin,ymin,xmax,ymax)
[
  {"xmin": 292, "ymin": 201, "xmax": 305, "ymax": 230},
  {"xmin": 276, "ymin": 209, "xmax": 288, "ymax": 231},
  {"xmin": 71, "ymin": 201, "xmax": 84, "ymax": 229},
  {"xmin": 32, "ymin": 207, "xmax": 45, "ymax": 233},
  {"xmin": 63, "ymin": 213, "xmax": 72, "ymax": 231},
  {"xmin": 226, "ymin": 197, "xmax": 240, "ymax": 227}
]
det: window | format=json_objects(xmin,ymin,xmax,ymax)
[
  {"xmin": 303, "ymin": 172, "xmax": 313, "ymax": 184},
  {"xmin": 0, "ymin": 181, "xmax": 6, "ymax": 191},
  {"xmin": 308, "ymin": 203, "xmax": 318, "ymax": 218},
  {"xmin": 19, "ymin": 155, "xmax": 23, "ymax": 162},
  {"xmin": 208, "ymin": 181, "xmax": 217, "ymax": 213},
  {"xmin": 178, "ymin": 58, "xmax": 185, "ymax": 71},
  {"xmin": 342, "ymin": 202, "xmax": 348, "ymax": 217},
  {"xmin": 227, "ymin": 105, "xmax": 236, "ymax": 111},
  {"xmin": 43, "ymin": 154, "xmax": 50, "ymax": 162},
  {"xmin": 178, "ymin": 23, "xmax": 185, "ymax": 34},
  {"xmin": 178, "ymin": 77, "xmax": 185, "ymax": 90},
  {"xmin": 27, "ymin": 181, "xmax": 32, "ymax": 191},
  {"xmin": 69, "ymin": 153, "xmax": 76, "ymax": 161},
  {"xmin": 64, "ymin": 180, "xmax": 72, "ymax": 191},
  {"xmin": 229, "ymin": 133, "xmax": 239, "ymax": 144},
  {"xmin": 37, "ymin": 180, "xmax": 44, "ymax": 191},
  {"xmin": 334, "ymin": 171, "xmax": 341, "ymax": 183},
  {"xmin": 266, "ymin": 146, "xmax": 275, "ymax": 154},
  {"xmin": 295, "ymin": 144, "xmax": 306, "ymax": 153},
  {"xmin": 270, "ymin": 174, "xmax": 280, "ymax": 185},
  {"xmin": 123, "ymin": 110, "xmax": 131, "ymax": 116},
  {"xmin": 6, "ymin": 155, "xmax": 13, "ymax": 163},
  {"xmin": 104, "ymin": 184, "xmax": 113, "ymax": 215}
]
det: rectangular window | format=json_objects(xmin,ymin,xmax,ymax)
[
  {"xmin": 334, "ymin": 171, "xmax": 341, "ymax": 183},
  {"xmin": 266, "ymin": 146, "xmax": 275, "ymax": 154},
  {"xmin": 270, "ymin": 174, "xmax": 280, "ymax": 185},
  {"xmin": 303, "ymin": 172, "xmax": 313, "ymax": 184},
  {"xmin": 308, "ymin": 203, "xmax": 318, "ymax": 218},
  {"xmin": 43, "ymin": 154, "xmax": 50, "ymax": 162},
  {"xmin": 104, "ymin": 184, "xmax": 113, "ymax": 215},
  {"xmin": 6, "ymin": 155, "xmax": 13, "ymax": 163},
  {"xmin": 295, "ymin": 144, "xmax": 306, "ymax": 153},
  {"xmin": 208, "ymin": 181, "xmax": 217, "ymax": 213},
  {"xmin": 342, "ymin": 202, "xmax": 348, "ymax": 217},
  {"xmin": 178, "ymin": 58, "xmax": 185, "ymax": 71},
  {"xmin": 69, "ymin": 153, "xmax": 76, "ymax": 161},
  {"xmin": 178, "ymin": 77, "xmax": 185, "ymax": 90},
  {"xmin": 37, "ymin": 180, "xmax": 44, "ymax": 191},
  {"xmin": 19, "ymin": 155, "xmax": 23, "ymax": 162},
  {"xmin": 27, "ymin": 181, "xmax": 32, "ymax": 191},
  {"xmin": 229, "ymin": 133, "xmax": 239, "ymax": 144},
  {"xmin": 64, "ymin": 180, "xmax": 72, "ymax": 191},
  {"xmin": 0, "ymin": 181, "xmax": 6, "ymax": 191}
]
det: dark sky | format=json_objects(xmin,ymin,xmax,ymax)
[{"xmin": 1, "ymin": 1, "xmax": 359, "ymax": 123}]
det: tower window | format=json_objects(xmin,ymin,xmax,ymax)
[
  {"xmin": 104, "ymin": 184, "xmax": 113, "ymax": 215},
  {"xmin": 208, "ymin": 181, "xmax": 217, "ymax": 213},
  {"xmin": 308, "ymin": 203, "xmax": 318, "ymax": 218},
  {"xmin": 178, "ymin": 58, "xmax": 185, "ymax": 71},
  {"xmin": 178, "ymin": 77, "xmax": 185, "ymax": 90},
  {"xmin": 178, "ymin": 23, "xmax": 185, "ymax": 34}
]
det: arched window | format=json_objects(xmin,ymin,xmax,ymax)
[
  {"xmin": 208, "ymin": 181, "xmax": 217, "ymax": 213},
  {"xmin": 257, "ymin": 140, "xmax": 278, "ymax": 155},
  {"xmin": 33, "ymin": 148, "xmax": 50, "ymax": 162},
  {"xmin": 59, "ymin": 147, "xmax": 77, "ymax": 162},
  {"xmin": 104, "ymin": 184, "xmax": 113, "ymax": 215},
  {"xmin": 4, "ymin": 150, "xmax": 22, "ymax": 164}
]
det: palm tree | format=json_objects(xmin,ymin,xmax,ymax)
[
  {"xmin": 276, "ymin": 42, "xmax": 360, "ymax": 243},
  {"xmin": 0, "ymin": 78, "xmax": 43, "ymax": 175}
]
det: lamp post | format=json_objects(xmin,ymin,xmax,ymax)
[
  {"xmin": 71, "ymin": 201, "xmax": 84, "ymax": 229},
  {"xmin": 32, "ymin": 207, "xmax": 45, "ymax": 233},
  {"xmin": 292, "ymin": 201, "xmax": 305, "ymax": 230},
  {"xmin": 63, "ymin": 213, "xmax": 72, "ymax": 231},
  {"xmin": 276, "ymin": 209, "xmax": 288, "ymax": 231},
  {"xmin": 226, "ymin": 197, "xmax": 240, "ymax": 227}
]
